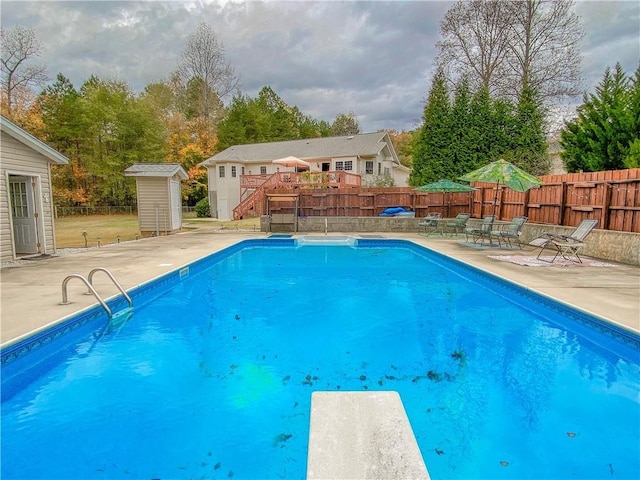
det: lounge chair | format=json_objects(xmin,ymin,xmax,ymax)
[
  {"xmin": 490, "ymin": 216, "xmax": 528, "ymax": 249},
  {"xmin": 444, "ymin": 213, "xmax": 470, "ymax": 236},
  {"xmin": 418, "ymin": 212, "xmax": 442, "ymax": 236},
  {"xmin": 528, "ymin": 219, "xmax": 598, "ymax": 263},
  {"xmin": 464, "ymin": 215, "xmax": 495, "ymax": 244}
]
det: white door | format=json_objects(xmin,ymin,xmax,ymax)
[
  {"xmin": 218, "ymin": 199, "xmax": 228, "ymax": 220},
  {"xmin": 9, "ymin": 176, "xmax": 38, "ymax": 254},
  {"xmin": 170, "ymin": 180, "xmax": 182, "ymax": 230}
]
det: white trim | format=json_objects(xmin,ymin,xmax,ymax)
[
  {"xmin": 5, "ymin": 172, "xmax": 47, "ymax": 259},
  {"xmin": 0, "ymin": 116, "xmax": 69, "ymax": 165}
]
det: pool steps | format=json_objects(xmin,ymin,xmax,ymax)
[
  {"xmin": 295, "ymin": 235, "xmax": 358, "ymax": 246},
  {"xmin": 307, "ymin": 391, "xmax": 430, "ymax": 479},
  {"xmin": 60, "ymin": 267, "xmax": 132, "ymax": 320}
]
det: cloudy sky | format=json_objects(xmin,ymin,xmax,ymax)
[{"xmin": 2, "ymin": 0, "xmax": 639, "ymax": 132}]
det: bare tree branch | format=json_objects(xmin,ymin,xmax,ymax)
[
  {"xmin": 1, "ymin": 26, "xmax": 48, "ymax": 115},
  {"xmin": 436, "ymin": 0, "xmax": 584, "ymax": 104},
  {"xmin": 176, "ymin": 23, "xmax": 239, "ymax": 120}
]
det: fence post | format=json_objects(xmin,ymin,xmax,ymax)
[
  {"xmin": 602, "ymin": 182, "xmax": 612, "ymax": 230},
  {"xmin": 559, "ymin": 182, "xmax": 567, "ymax": 226}
]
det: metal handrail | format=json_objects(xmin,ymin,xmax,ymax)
[
  {"xmin": 60, "ymin": 274, "xmax": 113, "ymax": 318},
  {"xmin": 86, "ymin": 267, "xmax": 133, "ymax": 308}
]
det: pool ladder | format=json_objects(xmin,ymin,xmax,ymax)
[{"xmin": 60, "ymin": 267, "xmax": 132, "ymax": 319}]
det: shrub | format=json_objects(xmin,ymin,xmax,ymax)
[{"xmin": 195, "ymin": 198, "xmax": 210, "ymax": 218}]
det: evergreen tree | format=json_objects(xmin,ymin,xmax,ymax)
[
  {"xmin": 217, "ymin": 86, "xmax": 334, "ymax": 150},
  {"xmin": 560, "ymin": 63, "xmax": 636, "ymax": 172},
  {"xmin": 330, "ymin": 111, "xmax": 360, "ymax": 136},
  {"xmin": 503, "ymin": 84, "xmax": 549, "ymax": 175},
  {"xmin": 410, "ymin": 69, "xmax": 452, "ymax": 186},
  {"xmin": 624, "ymin": 65, "xmax": 640, "ymax": 168},
  {"xmin": 466, "ymin": 85, "xmax": 497, "ymax": 169},
  {"xmin": 448, "ymin": 76, "xmax": 474, "ymax": 178}
]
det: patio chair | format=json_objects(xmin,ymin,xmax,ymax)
[
  {"xmin": 464, "ymin": 215, "xmax": 495, "ymax": 244},
  {"xmin": 418, "ymin": 212, "xmax": 442, "ymax": 236},
  {"xmin": 490, "ymin": 216, "xmax": 528, "ymax": 249},
  {"xmin": 444, "ymin": 213, "xmax": 470, "ymax": 236},
  {"xmin": 528, "ymin": 219, "xmax": 599, "ymax": 263}
]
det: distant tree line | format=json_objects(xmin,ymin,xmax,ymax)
[
  {"xmin": 0, "ymin": 24, "xmax": 362, "ymax": 207},
  {"xmin": 2, "ymin": 0, "xmax": 638, "ymax": 207}
]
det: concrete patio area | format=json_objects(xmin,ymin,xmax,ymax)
[{"xmin": 1, "ymin": 228, "xmax": 639, "ymax": 346}]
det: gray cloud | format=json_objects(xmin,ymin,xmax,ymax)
[{"xmin": 1, "ymin": 0, "xmax": 638, "ymax": 133}]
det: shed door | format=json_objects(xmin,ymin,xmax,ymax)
[
  {"xmin": 170, "ymin": 180, "xmax": 181, "ymax": 230},
  {"xmin": 9, "ymin": 176, "xmax": 38, "ymax": 254}
]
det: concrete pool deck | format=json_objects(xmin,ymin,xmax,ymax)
[{"xmin": 1, "ymin": 228, "xmax": 639, "ymax": 346}]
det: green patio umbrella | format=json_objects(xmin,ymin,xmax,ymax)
[
  {"xmin": 414, "ymin": 179, "xmax": 477, "ymax": 217},
  {"xmin": 459, "ymin": 159, "xmax": 543, "ymax": 215}
]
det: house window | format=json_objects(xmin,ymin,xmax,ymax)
[
  {"xmin": 219, "ymin": 166, "xmax": 225, "ymax": 178},
  {"xmin": 378, "ymin": 163, "xmax": 382, "ymax": 175},
  {"xmin": 384, "ymin": 167, "xmax": 390, "ymax": 176},
  {"xmin": 241, "ymin": 166, "xmax": 245, "ymax": 175},
  {"xmin": 260, "ymin": 166, "xmax": 267, "ymax": 175},
  {"xmin": 365, "ymin": 161, "xmax": 373, "ymax": 174},
  {"xmin": 231, "ymin": 166, "xmax": 237, "ymax": 178},
  {"xmin": 335, "ymin": 161, "xmax": 344, "ymax": 171},
  {"xmin": 345, "ymin": 160, "xmax": 353, "ymax": 171}
]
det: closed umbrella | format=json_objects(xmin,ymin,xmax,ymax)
[
  {"xmin": 414, "ymin": 179, "xmax": 476, "ymax": 217},
  {"xmin": 459, "ymin": 159, "xmax": 543, "ymax": 215}
]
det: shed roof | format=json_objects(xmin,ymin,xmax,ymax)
[
  {"xmin": 1, "ymin": 115, "xmax": 69, "ymax": 165},
  {"xmin": 201, "ymin": 132, "xmax": 398, "ymax": 166},
  {"xmin": 124, "ymin": 163, "xmax": 188, "ymax": 179}
]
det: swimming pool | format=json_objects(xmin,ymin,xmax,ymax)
[{"xmin": 2, "ymin": 238, "xmax": 639, "ymax": 479}]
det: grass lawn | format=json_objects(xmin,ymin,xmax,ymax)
[{"xmin": 55, "ymin": 214, "xmax": 261, "ymax": 248}]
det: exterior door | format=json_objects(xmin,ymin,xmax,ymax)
[
  {"xmin": 9, "ymin": 176, "xmax": 38, "ymax": 254},
  {"xmin": 218, "ymin": 199, "xmax": 228, "ymax": 220},
  {"xmin": 170, "ymin": 180, "xmax": 182, "ymax": 230}
]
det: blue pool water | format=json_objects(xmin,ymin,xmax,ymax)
[{"xmin": 2, "ymin": 239, "xmax": 639, "ymax": 479}]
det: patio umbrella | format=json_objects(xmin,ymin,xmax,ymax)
[
  {"xmin": 459, "ymin": 159, "xmax": 543, "ymax": 215},
  {"xmin": 414, "ymin": 179, "xmax": 477, "ymax": 217},
  {"xmin": 272, "ymin": 156, "xmax": 310, "ymax": 172}
]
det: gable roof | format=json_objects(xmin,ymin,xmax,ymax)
[
  {"xmin": 0, "ymin": 115, "xmax": 68, "ymax": 165},
  {"xmin": 124, "ymin": 163, "xmax": 188, "ymax": 179},
  {"xmin": 201, "ymin": 132, "xmax": 399, "ymax": 166}
]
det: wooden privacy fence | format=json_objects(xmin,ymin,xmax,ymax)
[{"xmin": 264, "ymin": 168, "xmax": 640, "ymax": 233}]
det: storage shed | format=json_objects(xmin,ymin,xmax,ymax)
[
  {"xmin": 124, "ymin": 163, "xmax": 188, "ymax": 236},
  {"xmin": 1, "ymin": 115, "xmax": 69, "ymax": 262}
]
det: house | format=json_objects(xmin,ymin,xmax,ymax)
[
  {"xmin": 1, "ymin": 116, "xmax": 69, "ymax": 263},
  {"xmin": 124, "ymin": 163, "xmax": 188, "ymax": 236},
  {"xmin": 201, "ymin": 132, "xmax": 409, "ymax": 220}
]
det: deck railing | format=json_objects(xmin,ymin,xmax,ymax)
[{"xmin": 233, "ymin": 171, "xmax": 362, "ymax": 219}]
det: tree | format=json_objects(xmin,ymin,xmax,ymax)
[
  {"xmin": 410, "ymin": 68, "xmax": 452, "ymax": 186},
  {"xmin": 176, "ymin": 23, "xmax": 238, "ymax": 120},
  {"xmin": 560, "ymin": 63, "xmax": 637, "ymax": 172},
  {"xmin": 448, "ymin": 76, "xmax": 475, "ymax": 177},
  {"xmin": 1, "ymin": 26, "xmax": 48, "ymax": 117},
  {"xmin": 387, "ymin": 129, "xmax": 415, "ymax": 168},
  {"xmin": 500, "ymin": 0, "xmax": 584, "ymax": 101},
  {"xmin": 436, "ymin": 0, "xmax": 583, "ymax": 103},
  {"xmin": 436, "ymin": 0, "xmax": 512, "ymax": 95},
  {"xmin": 216, "ymin": 86, "xmax": 331, "ymax": 150},
  {"xmin": 330, "ymin": 111, "xmax": 360, "ymax": 136},
  {"xmin": 504, "ymin": 84, "xmax": 550, "ymax": 175}
]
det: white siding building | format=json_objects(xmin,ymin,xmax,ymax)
[
  {"xmin": 1, "ymin": 116, "xmax": 69, "ymax": 263},
  {"xmin": 124, "ymin": 163, "xmax": 188, "ymax": 236},
  {"xmin": 201, "ymin": 132, "xmax": 409, "ymax": 220}
]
